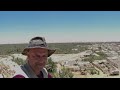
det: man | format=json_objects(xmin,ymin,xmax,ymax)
[{"xmin": 13, "ymin": 36, "xmax": 56, "ymax": 78}]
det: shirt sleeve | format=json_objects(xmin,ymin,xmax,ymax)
[{"xmin": 13, "ymin": 74, "xmax": 25, "ymax": 78}]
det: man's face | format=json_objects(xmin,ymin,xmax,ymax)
[{"xmin": 27, "ymin": 48, "xmax": 48, "ymax": 71}]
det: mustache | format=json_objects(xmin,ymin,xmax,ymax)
[{"xmin": 36, "ymin": 62, "xmax": 46, "ymax": 66}]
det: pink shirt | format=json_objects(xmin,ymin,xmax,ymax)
[{"xmin": 13, "ymin": 73, "xmax": 52, "ymax": 78}]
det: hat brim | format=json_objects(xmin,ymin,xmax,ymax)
[{"xmin": 22, "ymin": 47, "xmax": 56, "ymax": 57}]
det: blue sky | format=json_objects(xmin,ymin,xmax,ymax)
[{"xmin": 0, "ymin": 11, "xmax": 120, "ymax": 44}]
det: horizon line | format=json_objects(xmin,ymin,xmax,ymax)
[{"xmin": 0, "ymin": 41, "xmax": 120, "ymax": 44}]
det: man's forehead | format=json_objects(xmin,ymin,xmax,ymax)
[{"xmin": 29, "ymin": 48, "xmax": 48, "ymax": 53}]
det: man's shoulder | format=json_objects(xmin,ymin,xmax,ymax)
[
  {"xmin": 12, "ymin": 65, "xmax": 29, "ymax": 78},
  {"xmin": 13, "ymin": 74, "xmax": 25, "ymax": 78}
]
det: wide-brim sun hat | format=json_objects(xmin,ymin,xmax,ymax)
[{"xmin": 22, "ymin": 37, "xmax": 56, "ymax": 57}]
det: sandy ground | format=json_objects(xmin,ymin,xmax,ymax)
[{"xmin": 50, "ymin": 53, "xmax": 82, "ymax": 62}]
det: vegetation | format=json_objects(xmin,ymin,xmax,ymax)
[
  {"xmin": 0, "ymin": 43, "xmax": 90, "ymax": 55},
  {"xmin": 46, "ymin": 58, "xmax": 74, "ymax": 78},
  {"xmin": 46, "ymin": 57, "xmax": 57, "ymax": 73},
  {"xmin": 88, "ymin": 68, "xmax": 99, "ymax": 75},
  {"xmin": 59, "ymin": 67, "xmax": 74, "ymax": 78},
  {"xmin": 82, "ymin": 52, "xmax": 107, "ymax": 62},
  {"xmin": 96, "ymin": 52, "xmax": 107, "ymax": 58},
  {"xmin": 48, "ymin": 43, "xmax": 90, "ymax": 54},
  {"xmin": 0, "ymin": 44, "xmax": 27, "ymax": 55}
]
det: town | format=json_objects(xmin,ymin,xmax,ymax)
[{"xmin": 50, "ymin": 42, "xmax": 120, "ymax": 78}]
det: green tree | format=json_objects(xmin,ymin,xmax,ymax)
[
  {"xmin": 46, "ymin": 57, "xmax": 57, "ymax": 73},
  {"xmin": 59, "ymin": 67, "xmax": 74, "ymax": 78}
]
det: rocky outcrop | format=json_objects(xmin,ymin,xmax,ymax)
[{"xmin": 0, "ymin": 56, "xmax": 21, "ymax": 78}]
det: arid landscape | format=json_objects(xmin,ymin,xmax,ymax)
[{"xmin": 1, "ymin": 42, "xmax": 120, "ymax": 78}]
